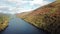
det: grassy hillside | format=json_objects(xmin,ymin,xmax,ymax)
[
  {"xmin": 16, "ymin": 12, "xmax": 32, "ymax": 19},
  {"xmin": 0, "ymin": 14, "xmax": 9, "ymax": 31},
  {"xmin": 17, "ymin": 0, "xmax": 60, "ymax": 34}
]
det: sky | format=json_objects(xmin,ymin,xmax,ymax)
[{"xmin": 0, "ymin": 0, "xmax": 55, "ymax": 14}]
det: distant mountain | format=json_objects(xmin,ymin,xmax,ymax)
[
  {"xmin": 16, "ymin": 12, "xmax": 32, "ymax": 18},
  {"xmin": 16, "ymin": 0, "xmax": 60, "ymax": 34}
]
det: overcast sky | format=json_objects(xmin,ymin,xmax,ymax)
[{"xmin": 0, "ymin": 0, "xmax": 55, "ymax": 14}]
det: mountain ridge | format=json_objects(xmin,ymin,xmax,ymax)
[{"xmin": 16, "ymin": 0, "xmax": 60, "ymax": 34}]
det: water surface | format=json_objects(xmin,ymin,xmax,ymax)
[{"xmin": 0, "ymin": 17, "xmax": 49, "ymax": 34}]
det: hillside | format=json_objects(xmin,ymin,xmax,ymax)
[
  {"xmin": 17, "ymin": 0, "xmax": 60, "ymax": 34},
  {"xmin": 16, "ymin": 12, "xmax": 32, "ymax": 19},
  {"xmin": 0, "ymin": 13, "xmax": 10, "ymax": 31}
]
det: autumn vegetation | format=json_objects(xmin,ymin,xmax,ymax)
[
  {"xmin": 0, "ymin": 14, "xmax": 9, "ymax": 31},
  {"xmin": 17, "ymin": 0, "xmax": 60, "ymax": 34}
]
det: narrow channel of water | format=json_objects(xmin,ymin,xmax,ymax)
[{"xmin": 0, "ymin": 17, "xmax": 49, "ymax": 34}]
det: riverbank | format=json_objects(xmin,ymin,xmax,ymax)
[
  {"xmin": 0, "ymin": 16, "xmax": 9, "ymax": 31},
  {"xmin": 20, "ymin": 18, "xmax": 50, "ymax": 34}
]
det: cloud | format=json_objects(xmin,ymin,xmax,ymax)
[
  {"xmin": 0, "ymin": 0, "xmax": 54, "ymax": 14},
  {"xmin": 0, "ymin": 5, "xmax": 16, "ymax": 14}
]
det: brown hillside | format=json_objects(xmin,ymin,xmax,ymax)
[{"xmin": 17, "ymin": 0, "xmax": 60, "ymax": 34}]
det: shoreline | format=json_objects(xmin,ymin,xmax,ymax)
[
  {"xmin": 0, "ymin": 18, "xmax": 9, "ymax": 31},
  {"xmin": 20, "ymin": 18, "xmax": 51, "ymax": 34}
]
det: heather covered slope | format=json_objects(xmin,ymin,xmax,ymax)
[
  {"xmin": 0, "ymin": 14, "xmax": 10, "ymax": 31},
  {"xmin": 17, "ymin": 0, "xmax": 60, "ymax": 34}
]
